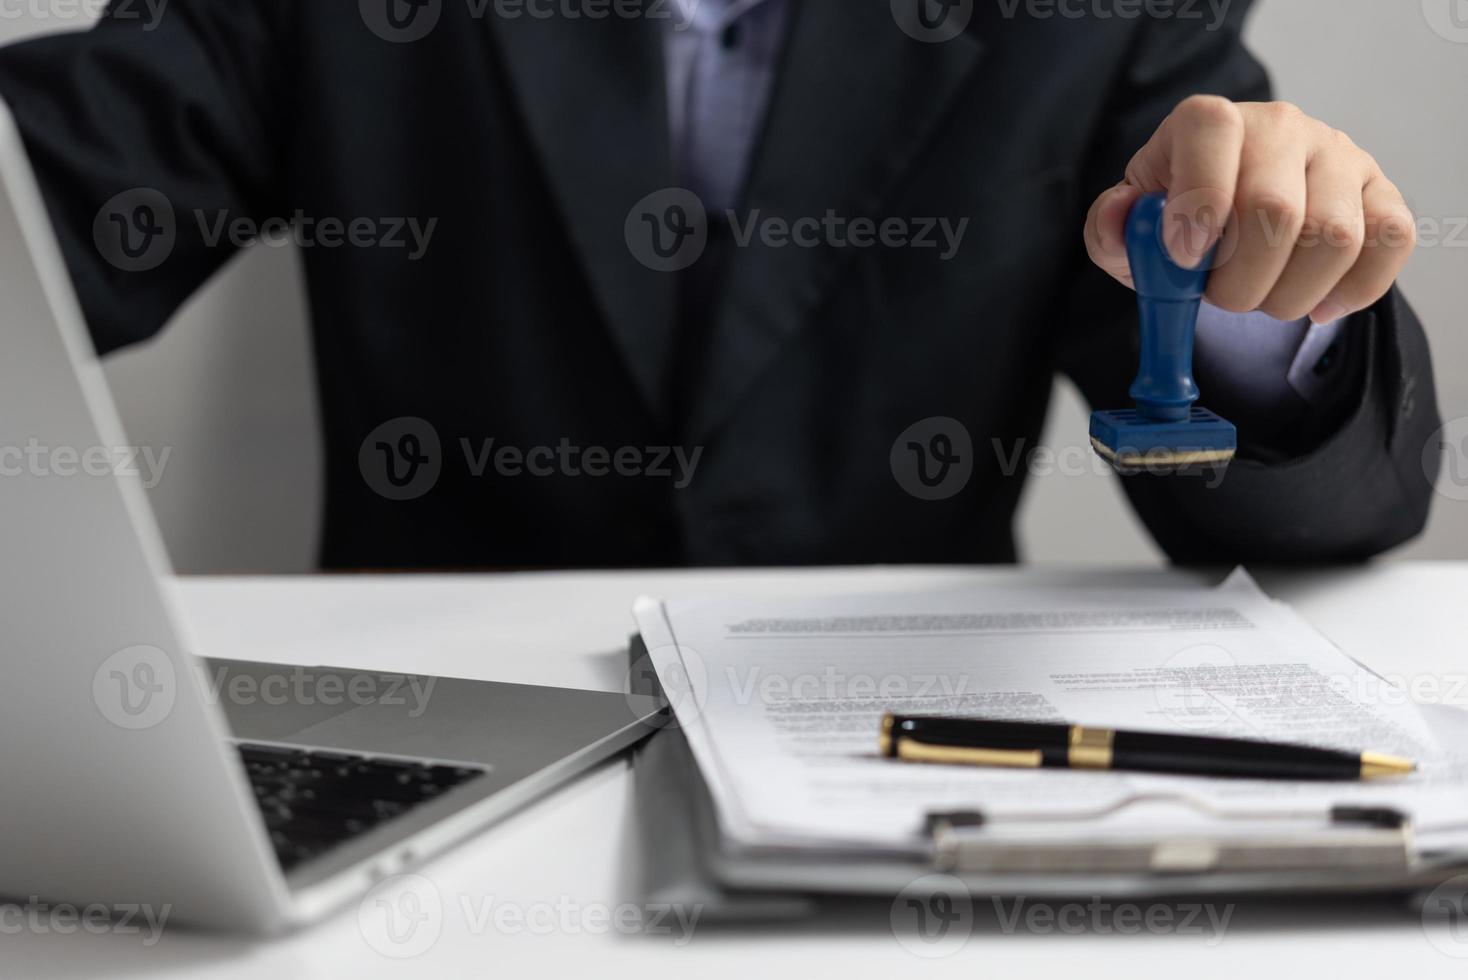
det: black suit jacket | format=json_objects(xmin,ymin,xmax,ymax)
[{"xmin": 0, "ymin": 0, "xmax": 1441, "ymax": 568}]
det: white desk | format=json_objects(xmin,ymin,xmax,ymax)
[{"xmin": 11, "ymin": 563, "xmax": 1468, "ymax": 978}]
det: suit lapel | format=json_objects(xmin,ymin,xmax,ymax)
[
  {"xmin": 484, "ymin": 10, "xmax": 676, "ymax": 425},
  {"xmin": 685, "ymin": 1, "xmax": 987, "ymax": 442}
]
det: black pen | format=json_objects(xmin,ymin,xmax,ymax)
[{"xmin": 879, "ymin": 714, "xmax": 1416, "ymax": 781}]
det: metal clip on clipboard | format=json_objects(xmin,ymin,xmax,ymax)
[{"xmin": 925, "ymin": 795, "xmax": 1414, "ymax": 876}]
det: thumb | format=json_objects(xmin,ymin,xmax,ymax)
[{"xmin": 1084, "ymin": 181, "xmax": 1145, "ymax": 288}]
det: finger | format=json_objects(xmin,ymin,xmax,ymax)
[
  {"xmin": 1146, "ymin": 96, "xmax": 1246, "ymax": 268},
  {"xmin": 1206, "ymin": 105, "xmax": 1310, "ymax": 313},
  {"xmin": 1309, "ymin": 174, "xmax": 1416, "ymax": 323},
  {"xmin": 1084, "ymin": 182, "xmax": 1144, "ymax": 287},
  {"xmin": 1257, "ymin": 146, "xmax": 1368, "ymax": 321}
]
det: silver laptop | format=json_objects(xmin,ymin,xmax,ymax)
[{"xmin": 0, "ymin": 102, "xmax": 662, "ymax": 934}]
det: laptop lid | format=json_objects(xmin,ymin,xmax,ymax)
[{"xmin": 0, "ymin": 101, "xmax": 290, "ymax": 932}]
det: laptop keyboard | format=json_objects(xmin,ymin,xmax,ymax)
[{"xmin": 236, "ymin": 743, "xmax": 486, "ymax": 871}]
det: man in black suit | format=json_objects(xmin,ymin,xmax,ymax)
[{"xmin": 0, "ymin": 0, "xmax": 1440, "ymax": 569}]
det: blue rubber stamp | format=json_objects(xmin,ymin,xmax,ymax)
[{"xmin": 1090, "ymin": 192, "xmax": 1237, "ymax": 474}]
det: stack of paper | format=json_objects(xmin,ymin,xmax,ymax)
[{"xmin": 634, "ymin": 571, "xmax": 1468, "ymax": 856}]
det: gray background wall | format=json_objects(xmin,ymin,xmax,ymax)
[{"xmin": 2, "ymin": 1, "xmax": 1463, "ymax": 572}]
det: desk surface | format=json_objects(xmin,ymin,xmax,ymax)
[{"xmin": 12, "ymin": 563, "xmax": 1468, "ymax": 979}]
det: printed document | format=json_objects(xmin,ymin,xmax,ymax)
[{"xmin": 634, "ymin": 571, "xmax": 1468, "ymax": 852}]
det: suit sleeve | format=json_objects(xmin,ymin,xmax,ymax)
[
  {"xmin": 0, "ymin": 0, "xmax": 288, "ymax": 353},
  {"xmin": 1053, "ymin": 0, "xmax": 1441, "ymax": 563}
]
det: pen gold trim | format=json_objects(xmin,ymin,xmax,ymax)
[
  {"xmin": 1067, "ymin": 725, "xmax": 1114, "ymax": 770},
  {"xmin": 1360, "ymin": 751, "xmax": 1416, "ymax": 780},
  {"xmin": 895, "ymin": 740, "xmax": 1044, "ymax": 769}
]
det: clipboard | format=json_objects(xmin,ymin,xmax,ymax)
[{"xmin": 627, "ymin": 635, "xmax": 1468, "ymax": 916}]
